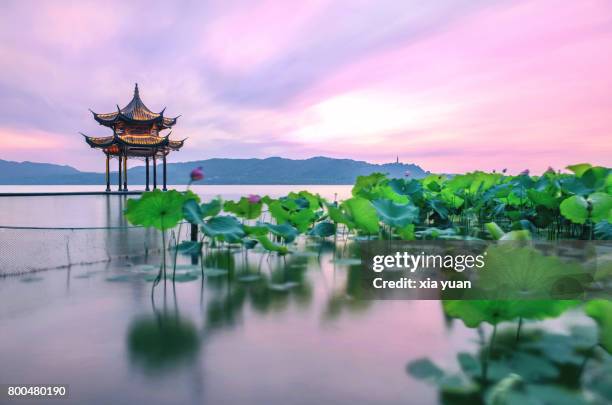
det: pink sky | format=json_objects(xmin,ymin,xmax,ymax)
[{"xmin": 0, "ymin": 0, "xmax": 610, "ymax": 174}]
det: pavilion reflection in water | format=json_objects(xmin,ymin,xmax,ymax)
[{"xmin": 81, "ymin": 84, "xmax": 186, "ymax": 191}]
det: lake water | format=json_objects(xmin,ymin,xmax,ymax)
[
  {"xmin": 0, "ymin": 185, "xmax": 354, "ymax": 227},
  {"xmin": 0, "ymin": 186, "xmax": 475, "ymax": 404}
]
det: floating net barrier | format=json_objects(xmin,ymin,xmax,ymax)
[{"xmin": 0, "ymin": 224, "xmax": 193, "ymax": 276}]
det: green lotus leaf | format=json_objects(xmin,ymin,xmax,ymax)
[
  {"xmin": 266, "ymin": 199, "xmax": 289, "ymax": 224},
  {"xmin": 182, "ymin": 199, "xmax": 204, "ymax": 225},
  {"xmin": 223, "ymin": 197, "xmax": 262, "ymax": 220},
  {"xmin": 352, "ymin": 172, "xmax": 388, "ymax": 197},
  {"xmin": 427, "ymin": 199, "xmax": 448, "ymax": 219},
  {"xmin": 594, "ymin": 220, "xmax": 612, "ymax": 240},
  {"xmin": 289, "ymin": 208, "xmax": 317, "ymax": 233},
  {"xmin": 242, "ymin": 238, "xmax": 258, "ymax": 249},
  {"xmin": 445, "ymin": 173, "xmax": 474, "ymax": 193},
  {"xmin": 352, "ymin": 173, "xmax": 408, "ymax": 203},
  {"xmin": 561, "ymin": 193, "xmax": 612, "ymax": 224},
  {"xmin": 478, "ymin": 244, "xmax": 585, "ymax": 300},
  {"xmin": 560, "ymin": 195, "xmax": 589, "ymax": 224},
  {"xmin": 581, "ymin": 166, "xmax": 609, "ymax": 190},
  {"xmin": 288, "ymin": 190, "xmax": 321, "ymax": 210},
  {"xmin": 457, "ymin": 353, "xmax": 513, "ymax": 381},
  {"xmin": 201, "ymin": 198, "xmax": 222, "ymax": 218},
  {"xmin": 527, "ymin": 189, "xmax": 559, "ymax": 209},
  {"xmin": 173, "ymin": 240, "xmax": 202, "ymax": 255},
  {"xmin": 406, "ymin": 358, "xmax": 444, "ymax": 381},
  {"xmin": 585, "ymin": 299, "xmax": 612, "ymax": 353},
  {"xmin": 506, "ymin": 352, "xmax": 559, "ymax": 381},
  {"xmin": 309, "ymin": 221, "xmax": 336, "ymax": 237},
  {"xmin": 397, "ymin": 223, "xmax": 415, "ymax": 240},
  {"xmin": 243, "ymin": 224, "xmax": 268, "ymax": 236},
  {"xmin": 560, "ymin": 177, "xmax": 594, "ymax": 196},
  {"xmin": 443, "ymin": 299, "xmax": 577, "ymax": 327},
  {"xmin": 566, "ymin": 163, "xmax": 592, "ymax": 177},
  {"xmin": 201, "ymin": 215, "xmax": 245, "ymax": 243},
  {"xmin": 125, "ymin": 189, "xmax": 186, "ymax": 231},
  {"xmin": 342, "ymin": 197, "xmax": 380, "ymax": 234},
  {"xmin": 389, "ymin": 178, "xmax": 423, "ymax": 196},
  {"xmin": 371, "ymin": 199, "xmax": 419, "ymax": 228},
  {"xmin": 589, "ymin": 192, "xmax": 612, "ymax": 222},
  {"xmin": 255, "ymin": 234, "xmax": 289, "ymax": 254},
  {"xmin": 521, "ymin": 333, "xmax": 585, "ymax": 365},
  {"xmin": 440, "ymin": 188, "xmax": 464, "ymax": 209},
  {"xmin": 326, "ymin": 203, "xmax": 355, "ymax": 229},
  {"xmin": 264, "ymin": 222, "xmax": 299, "ymax": 243}
]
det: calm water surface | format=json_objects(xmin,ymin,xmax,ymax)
[
  {"xmin": 0, "ymin": 186, "xmax": 474, "ymax": 404},
  {"xmin": 0, "ymin": 185, "xmax": 353, "ymax": 227}
]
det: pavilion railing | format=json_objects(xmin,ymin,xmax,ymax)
[{"xmin": 0, "ymin": 224, "xmax": 192, "ymax": 276}]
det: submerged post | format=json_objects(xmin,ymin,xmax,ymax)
[
  {"xmin": 118, "ymin": 156, "xmax": 122, "ymax": 191},
  {"xmin": 105, "ymin": 154, "xmax": 110, "ymax": 192},
  {"xmin": 123, "ymin": 156, "xmax": 128, "ymax": 191},
  {"xmin": 145, "ymin": 157, "xmax": 150, "ymax": 191},
  {"xmin": 162, "ymin": 155, "xmax": 167, "ymax": 191}
]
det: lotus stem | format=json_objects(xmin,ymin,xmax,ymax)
[
  {"xmin": 482, "ymin": 323, "xmax": 498, "ymax": 383},
  {"xmin": 515, "ymin": 317, "xmax": 523, "ymax": 343}
]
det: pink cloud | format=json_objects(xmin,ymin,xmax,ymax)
[
  {"xmin": 0, "ymin": 0, "xmax": 611, "ymax": 174},
  {"xmin": 285, "ymin": 0, "xmax": 612, "ymax": 173}
]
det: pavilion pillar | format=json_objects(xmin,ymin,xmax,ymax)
[
  {"xmin": 118, "ymin": 156, "xmax": 123, "ymax": 191},
  {"xmin": 123, "ymin": 156, "xmax": 128, "ymax": 191},
  {"xmin": 153, "ymin": 157, "xmax": 157, "ymax": 189},
  {"xmin": 105, "ymin": 154, "xmax": 110, "ymax": 192},
  {"xmin": 162, "ymin": 155, "xmax": 167, "ymax": 191},
  {"xmin": 145, "ymin": 157, "xmax": 150, "ymax": 191}
]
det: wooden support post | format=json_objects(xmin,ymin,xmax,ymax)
[
  {"xmin": 145, "ymin": 157, "xmax": 150, "ymax": 191},
  {"xmin": 153, "ymin": 157, "xmax": 157, "ymax": 189},
  {"xmin": 118, "ymin": 156, "xmax": 122, "ymax": 191},
  {"xmin": 162, "ymin": 155, "xmax": 167, "ymax": 191},
  {"xmin": 105, "ymin": 154, "xmax": 110, "ymax": 192},
  {"xmin": 190, "ymin": 223, "xmax": 199, "ymax": 265},
  {"xmin": 123, "ymin": 156, "xmax": 128, "ymax": 191}
]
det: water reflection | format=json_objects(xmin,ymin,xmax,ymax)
[
  {"xmin": 127, "ymin": 245, "xmax": 317, "ymax": 377},
  {"xmin": 127, "ymin": 313, "xmax": 200, "ymax": 376}
]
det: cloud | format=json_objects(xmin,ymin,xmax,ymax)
[{"xmin": 0, "ymin": 0, "xmax": 610, "ymax": 173}]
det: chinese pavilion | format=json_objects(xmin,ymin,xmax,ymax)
[{"xmin": 81, "ymin": 84, "xmax": 185, "ymax": 192}]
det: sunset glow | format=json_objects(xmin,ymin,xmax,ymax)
[{"xmin": 0, "ymin": 0, "xmax": 611, "ymax": 173}]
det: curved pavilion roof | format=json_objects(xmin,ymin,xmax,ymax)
[
  {"xmin": 90, "ymin": 83, "xmax": 178, "ymax": 129},
  {"xmin": 81, "ymin": 132, "xmax": 186, "ymax": 156}
]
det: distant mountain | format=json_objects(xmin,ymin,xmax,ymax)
[
  {"xmin": 0, "ymin": 159, "xmax": 87, "ymax": 184},
  {"xmin": 0, "ymin": 157, "xmax": 429, "ymax": 185}
]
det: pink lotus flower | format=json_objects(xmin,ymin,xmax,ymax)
[
  {"xmin": 247, "ymin": 194, "xmax": 261, "ymax": 204},
  {"xmin": 190, "ymin": 167, "xmax": 204, "ymax": 181}
]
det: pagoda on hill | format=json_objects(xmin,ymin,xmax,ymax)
[{"xmin": 81, "ymin": 84, "xmax": 185, "ymax": 192}]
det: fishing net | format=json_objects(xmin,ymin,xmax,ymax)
[{"xmin": 0, "ymin": 225, "xmax": 192, "ymax": 276}]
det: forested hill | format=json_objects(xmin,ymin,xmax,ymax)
[{"xmin": 0, "ymin": 157, "xmax": 428, "ymax": 185}]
